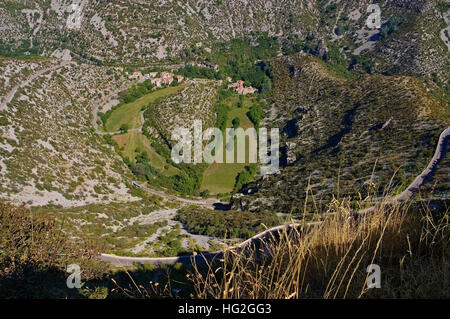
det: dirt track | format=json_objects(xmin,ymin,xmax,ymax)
[{"xmin": 0, "ymin": 61, "xmax": 68, "ymax": 111}]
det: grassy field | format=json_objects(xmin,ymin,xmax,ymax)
[
  {"xmin": 201, "ymin": 162, "xmax": 249, "ymax": 194},
  {"xmin": 104, "ymin": 85, "xmax": 186, "ymax": 132},
  {"xmin": 113, "ymin": 130, "xmax": 179, "ymax": 176},
  {"xmin": 227, "ymin": 107, "xmax": 253, "ymax": 129},
  {"xmin": 201, "ymin": 105, "xmax": 255, "ymax": 195}
]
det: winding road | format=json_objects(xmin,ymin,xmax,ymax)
[
  {"xmin": 101, "ymin": 126, "xmax": 450, "ymax": 267},
  {"xmin": 124, "ymin": 177, "xmax": 224, "ymax": 209},
  {"xmin": 0, "ymin": 61, "xmax": 69, "ymax": 111},
  {"xmin": 395, "ymin": 127, "xmax": 450, "ymax": 201},
  {"xmin": 91, "ymin": 84, "xmax": 138, "ymax": 136}
]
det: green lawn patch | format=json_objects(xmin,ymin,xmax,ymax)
[
  {"xmin": 201, "ymin": 104, "xmax": 256, "ymax": 195},
  {"xmin": 105, "ymin": 85, "xmax": 186, "ymax": 132},
  {"xmin": 113, "ymin": 131, "xmax": 179, "ymax": 176}
]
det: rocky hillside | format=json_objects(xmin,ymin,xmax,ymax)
[
  {"xmin": 0, "ymin": 0, "xmax": 316, "ymax": 63},
  {"xmin": 143, "ymin": 81, "xmax": 219, "ymax": 150},
  {"xmin": 0, "ymin": 53, "xmax": 137, "ymax": 207},
  {"xmin": 1, "ymin": 1, "xmax": 448, "ymax": 82},
  {"xmin": 231, "ymin": 53, "xmax": 448, "ymax": 214},
  {"xmin": 1, "ymin": 0, "xmax": 448, "ymax": 211}
]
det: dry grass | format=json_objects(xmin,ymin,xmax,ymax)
[
  {"xmin": 188, "ymin": 199, "xmax": 449, "ymax": 299},
  {"xmin": 2, "ymin": 197, "xmax": 447, "ymax": 299}
]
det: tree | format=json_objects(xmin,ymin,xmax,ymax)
[
  {"xmin": 260, "ymin": 76, "xmax": 272, "ymax": 93},
  {"xmin": 237, "ymin": 95, "xmax": 244, "ymax": 108},
  {"xmin": 335, "ymin": 24, "xmax": 347, "ymax": 36},
  {"xmin": 120, "ymin": 124, "xmax": 129, "ymax": 133},
  {"xmin": 247, "ymin": 103, "xmax": 264, "ymax": 129},
  {"xmin": 216, "ymin": 103, "xmax": 229, "ymax": 131},
  {"xmin": 232, "ymin": 117, "xmax": 241, "ymax": 129},
  {"xmin": 200, "ymin": 190, "xmax": 210, "ymax": 198},
  {"xmin": 133, "ymin": 163, "xmax": 149, "ymax": 176}
]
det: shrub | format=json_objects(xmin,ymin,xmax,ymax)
[
  {"xmin": 233, "ymin": 164, "xmax": 258, "ymax": 192},
  {"xmin": 118, "ymin": 80, "xmax": 155, "ymax": 104},
  {"xmin": 247, "ymin": 103, "xmax": 264, "ymax": 129},
  {"xmin": 175, "ymin": 206, "xmax": 279, "ymax": 239},
  {"xmin": 379, "ymin": 16, "xmax": 406, "ymax": 40},
  {"xmin": 0, "ymin": 203, "xmax": 106, "ymax": 298},
  {"xmin": 215, "ymin": 103, "xmax": 229, "ymax": 132},
  {"xmin": 177, "ymin": 65, "xmax": 220, "ymax": 80},
  {"xmin": 120, "ymin": 124, "xmax": 129, "ymax": 133},
  {"xmin": 232, "ymin": 117, "xmax": 240, "ymax": 129}
]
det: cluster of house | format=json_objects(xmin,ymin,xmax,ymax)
[
  {"xmin": 129, "ymin": 68, "xmax": 256, "ymax": 94},
  {"xmin": 129, "ymin": 71, "xmax": 184, "ymax": 87},
  {"xmin": 227, "ymin": 79, "xmax": 258, "ymax": 95}
]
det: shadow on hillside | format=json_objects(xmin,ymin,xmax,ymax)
[
  {"xmin": 0, "ymin": 262, "xmax": 166, "ymax": 299},
  {"xmin": 213, "ymin": 202, "xmax": 231, "ymax": 210},
  {"xmin": 0, "ymin": 264, "xmax": 90, "ymax": 299},
  {"xmin": 312, "ymin": 102, "xmax": 362, "ymax": 155}
]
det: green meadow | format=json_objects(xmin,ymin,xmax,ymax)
[
  {"xmin": 106, "ymin": 84, "xmax": 259, "ymax": 195},
  {"xmin": 113, "ymin": 130, "xmax": 179, "ymax": 176},
  {"xmin": 201, "ymin": 102, "xmax": 256, "ymax": 195},
  {"xmin": 104, "ymin": 85, "xmax": 186, "ymax": 132}
]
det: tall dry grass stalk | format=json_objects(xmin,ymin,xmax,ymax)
[{"xmin": 189, "ymin": 199, "xmax": 449, "ymax": 299}]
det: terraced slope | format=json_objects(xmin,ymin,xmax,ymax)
[{"xmin": 143, "ymin": 82, "xmax": 219, "ymax": 149}]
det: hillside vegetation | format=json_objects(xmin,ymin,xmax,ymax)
[
  {"xmin": 0, "ymin": 57, "xmax": 136, "ymax": 208},
  {"xmin": 231, "ymin": 53, "xmax": 449, "ymax": 215},
  {"xmin": 0, "ymin": 0, "xmax": 449, "ymax": 299},
  {"xmin": 0, "ymin": 202, "xmax": 108, "ymax": 298},
  {"xmin": 1, "ymin": 1, "xmax": 447, "ymax": 86},
  {"xmin": 104, "ymin": 85, "xmax": 185, "ymax": 132},
  {"xmin": 189, "ymin": 200, "xmax": 449, "ymax": 299},
  {"xmin": 3, "ymin": 198, "xmax": 447, "ymax": 299}
]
